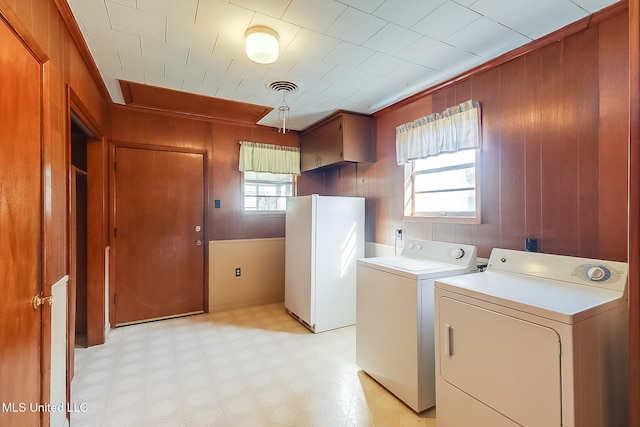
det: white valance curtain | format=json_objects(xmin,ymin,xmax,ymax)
[
  {"xmin": 238, "ymin": 141, "xmax": 301, "ymax": 175},
  {"xmin": 395, "ymin": 99, "xmax": 481, "ymax": 165}
]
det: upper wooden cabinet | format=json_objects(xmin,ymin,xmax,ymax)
[{"xmin": 300, "ymin": 113, "xmax": 375, "ymax": 172}]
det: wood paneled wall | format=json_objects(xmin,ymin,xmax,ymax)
[
  {"xmin": 109, "ymin": 106, "xmax": 299, "ymax": 241},
  {"xmin": 304, "ymin": 10, "xmax": 629, "ymax": 261}
]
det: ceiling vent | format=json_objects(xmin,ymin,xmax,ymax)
[
  {"xmin": 268, "ymin": 81, "xmax": 298, "ymax": 133},
  {"xmin": 268, "ymin": 81, "xmax": 298, "ymax": 93}
]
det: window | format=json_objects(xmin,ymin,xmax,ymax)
[
  {"xmin": 243, "ymin": 171, "xmax": 294, "ymax": 212},
  {"xmin": 404, "ymin": 149, "xmax": 480, "ymax": 222}
]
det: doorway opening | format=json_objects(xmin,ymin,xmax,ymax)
[{"xmin": 70, "ymin": 119, "xmax": 90, "ymax": 348}]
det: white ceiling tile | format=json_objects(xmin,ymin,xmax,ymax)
[
  {"xmin": 387, "ymin": 62, "xmax": 439, "ymax": 85},
  {"xmin": 325, "ymin": 7, "xmax": 387, "ymax": 45},
  {"xmin": 195, "ymin": 1, "xmax": 253, "ymax": 37},
  {"xmin": 425, "ymin": 47, "xmax": 482, "ymax": 75},
  {"xmin": 89, "ymin": 49, "xmax": 123, "ymax": 75},
  {"xmin": 187, "ymin": 48, "xmax": 232, "ymax": 74},
  {"xmin": 110, "ymin": 0, "xmax": 136, "ymax": 7},
  {"xmin": 468, "ymin": 0, "xmax": 531, "ymax": 22},
  {"xmin": 141, "ymin": 38, "xmax": 189, "ymax": 66},
  {"xmin": 261, "ymin": 50, "xmax": 304, "ymax": 75},
  {"xmin": 166, "ymin": 21, "xmax": 216, "ymax": 53},
  {"xmin": 362, "ymin": 23, "xmax": 422, "ymax": 56},
  {"xmin": 291, "ymin": 76, "xmax": 331, "ymax": 95},
  {"xmin": 446, "ymin": 17, "xmax": 531, "ymax": 58},
  {"xmin": 295, "ymin": 91, "xmax": 330, "ymax": 106},
  {"xmin": 373, "ymin": 0, "xmax": 446, "ymax": 28},
  {"xmin": 282, "ymin": 0, "xmax": 347, "ymax": 32},
  {"xmin": 290, "ymin": 57, "xmax": 336, "ymax": 80},
  {"xmin": 212, "ymin": 31, "xmax": 247, "ymax": 59},
  {"xmin": 503, "ymin": 0, "xmax": 588, "ymax": 39},
  {"xmin": 137, "ymin": 0, "xmax": 199, "ymax": 23},
  {"xmin": 235, "ymin": 78, "xmax": 272, "ymax": 99},
  {"xmin": 68, "ymin": 0, "xmax": 110, "ymax": 28},
  {"xmin": 230, "ymin": 0, "xmax": 291, "ymax": 19},
  {"xmin": 351, "ymin": 73, "xmax": 392, "ymax": 92},
  {"xmin": 324, "ymin": 41, "xmax": 374, "ymax": 67},
  {"xmin": 453, "ymin": 0, "xmax": 478, "ymax": 6},
  {"xmin": 119, "ymin": 52, "xmax": 165, "ymax": 76},
  {"xmin": 165, "ymin": 63, "xmax": 207, "ymax": 83},
  {"xmin": 338, "ymin": 0, "xmax": 386, "ymax": 13},
  {"xmin": 84, "ymin": 26, "xmax": 141, "ymax": 55},
  {"xmin": 106, "ymin": 2, "xmax": 166, "ymax": 41},
  {"xmin": 226, "ymin": 59, "xmax": 271, "ymax": 82},
  {"xmin": 286, "ymin": 29, "xmax": 341, "ymax": 60},
  {"xmin": 397, "ymin": 36, "xmax": 453, "ymax": 66},
  {"xmin": 571, "ymin": 0, "xmax": 619, "ymax": 12},
  {"xmin": 320, "ymin": 83, "xmax": 361, "ymax": 101},
  {"xmin": 322, "ymin": 65, "xmax": 366, "ymax": 85},
  {"xmin": 356, "ymin": 53, "xmax": 404, "ymax": 77},
  {"xmin": 203, "ymin": 69, "xmax": 242, "ymax": 89},
  {"xmin": 411, "ymin": 1, "xmax": 481, "ymax": 39}
]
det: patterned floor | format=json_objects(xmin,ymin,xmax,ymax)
[{"xmin": 70, "ymin": 303, "xmax": 436, "ymax": 427}]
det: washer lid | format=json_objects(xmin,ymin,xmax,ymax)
[
  {"xmin": 435, "ymin": 271, "xmax": 626, "ymax": 324},
  {"xmin": 358, "ymin": 256, "xmax": 471, "ymax": 279}
]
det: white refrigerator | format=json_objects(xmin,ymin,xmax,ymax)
[{"xmin": 285, "ymin": 194, "xmax": 365, "ymax": 333}]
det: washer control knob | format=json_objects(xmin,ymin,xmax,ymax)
[
  {"xmin": 449, "ymin": 248, "xmax": 465, "ymax": 259},
  {"xmin": 407, "ymin": 244, "xmax": 414, "ymax": 250},
  {"xmin": 586, "ymin": 266, "xmax": 608, "ymax": 281},
  {"xmin": 415, "ymin": 244, "xmax": 422, "ymax": 251}
]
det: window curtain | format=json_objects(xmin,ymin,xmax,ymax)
[
  {"xmin": 238, "ymin": 141, "xmax": 301, "ymax": 175},
  {"xmin": 395, "ymin": 99, "xmax": 481, "ymax": 165}
]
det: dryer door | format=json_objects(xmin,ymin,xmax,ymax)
[{"xmin": 438, "ymin": 296, "xmax": 562, "ymax": 426}]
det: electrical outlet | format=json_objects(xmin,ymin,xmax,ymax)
[
  {"xmin": 235, "ymin": 267, "xmax": 241, "ymax": 277},
  {"xmin": 525, "ymin": 238, "xmax": 538, "ymax": 252},
  {"xmin": 396, "ymin": 229, "xmax": 403, "ymax": 240}
]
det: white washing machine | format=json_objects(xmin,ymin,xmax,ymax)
[
  {"xmin": 356, "ymin": 239, "xmax": 477, "ymax": 412},
  {"xmin": 434, "ymin": 248, "xmax": 629, "ymax": 427}
]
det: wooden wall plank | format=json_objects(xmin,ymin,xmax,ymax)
[{"xmin": 599, "ymin": 12, "xmax": 631, "ymax": 262}]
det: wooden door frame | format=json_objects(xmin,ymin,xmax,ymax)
[
  {"xmin": 108, "ymin": 141, "xmax": 209, "ymax": 327},
  {"xmin": 67, "ymin": 88, "xmax": 107, "ymax": 347}
]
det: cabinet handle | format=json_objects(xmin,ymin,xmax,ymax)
[{"xmin": 444, "ymin": 324, "xmax": 453, "ymax": 357}]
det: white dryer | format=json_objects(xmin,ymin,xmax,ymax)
[
  {"xmin": 434, "ymin": 249, "xmax": 629, "ymax": 427},
  {"xmin": 356, "ymin": 239, "xmax": 477, "ymax": 412}
]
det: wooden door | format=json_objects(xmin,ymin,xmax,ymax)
[
  {"xmin": 114, "ymin": 147, "xmax": 205, "ymax": 325},
  {"xmin": 0, "ymin": 15, "xmax": 44, "ymax": 427}
]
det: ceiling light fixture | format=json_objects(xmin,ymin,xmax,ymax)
[
  {"xmin": 245, "ymin": 26, "xmax": 279, "ymax": 64},
  {"xmin": 268, "ymin": 81, "xmax": 298, "ymax": 134}
]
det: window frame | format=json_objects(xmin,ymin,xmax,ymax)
[
  {"xmin": 242, "ymin": 171, "xmax": 296, "ymax": 214},
  {"xmin": 403, "ymin": 149, "xmax": 482, "ymax": 224}
]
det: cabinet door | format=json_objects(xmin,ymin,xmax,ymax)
[
  {"xmin": 300, "ymin": 115, "xmax": 344, "ymax": 171},
  {"xmin": 438, "ymin": 296, "xmax": 562, "ymax": 426},
  {"xmin": 342, "ymin": 114, "xmax": 375, "ymax": 163}
]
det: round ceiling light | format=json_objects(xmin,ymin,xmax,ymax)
[{"xmin": 245, "ymin": 26, "xmax": 279, "ymax": 64}]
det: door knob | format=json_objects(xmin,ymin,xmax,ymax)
[{"xmin": 32, "ymin": 294, "xmax": 53, "ymax": 310}]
